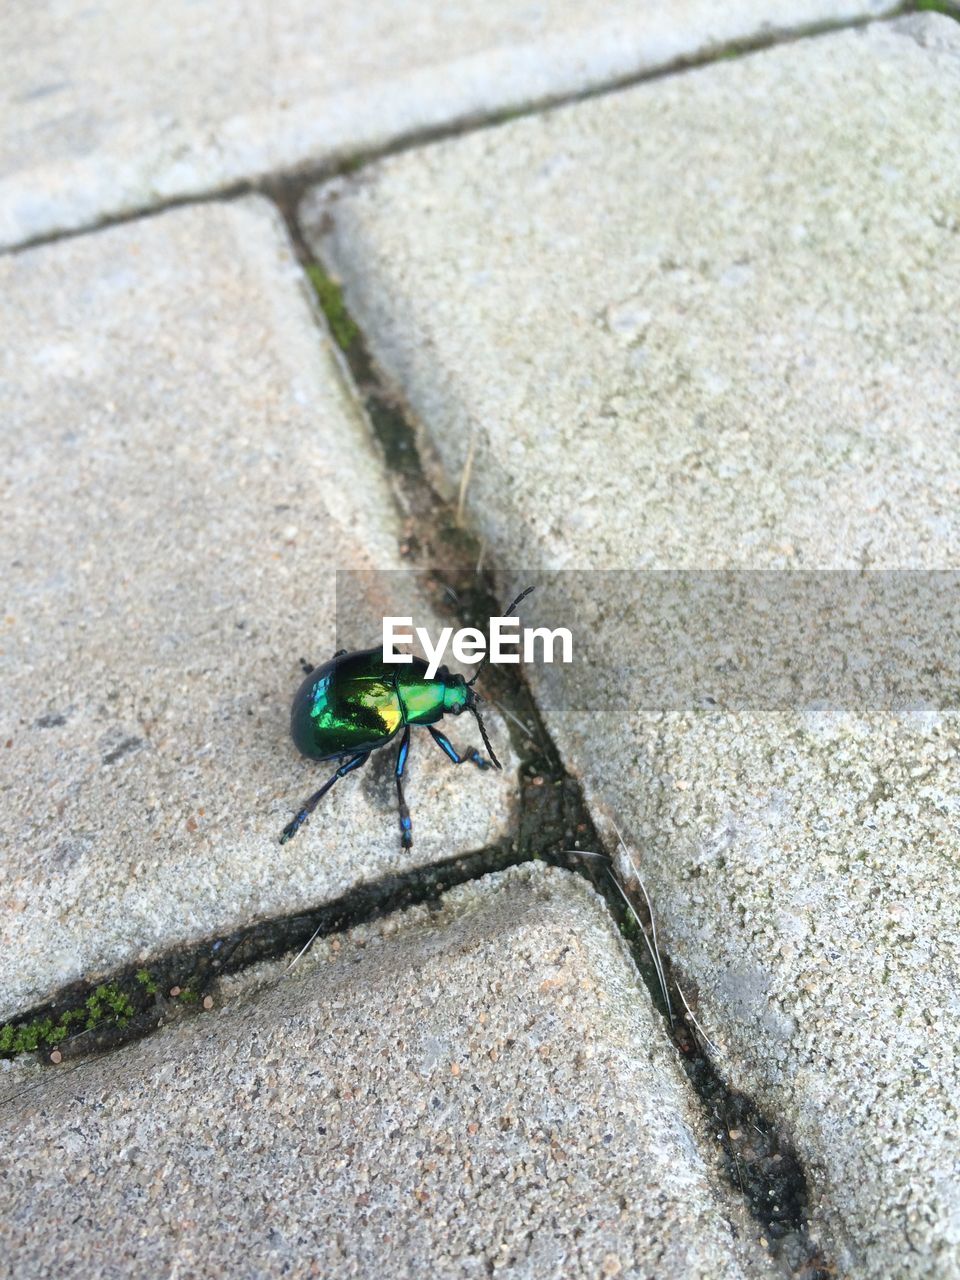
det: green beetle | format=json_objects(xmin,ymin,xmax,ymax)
[{"xmin": 279, "ymin": 589, "xmax": 532, "ymax": 849}]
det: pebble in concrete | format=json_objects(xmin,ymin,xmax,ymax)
[
  {"xmin": 1, "ymin": 0, "xmax": 898, "ymax": 250},
  {"xmin": 0, "ymin": 197, "xmax": 515, "ymax": 1021},
  {"xmin": 304, "ymin": 17, "xmax": 960, "ymax": 1276},
  {"xmin": 0, "ymin": 865, "xmax": 774, "ymax": 1279}
]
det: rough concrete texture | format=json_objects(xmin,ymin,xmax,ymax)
[
  {"xmin": 0, "ymin": 197, "xmax": 516, "ymax": 1021},
  {"xmin": 0, "ymin": 865, "xmax": 775, "ymax": 1279},
  {"xmin": 1, "ymin": 0, "xmax": 899, "ymax": 251},
  {"xmin": 307, "ymin": 16, "xmax": 960, "ymax": 572},
  {"xmin": 304, "ymin": 17, "xmax": 960, "ymax": 1276}
]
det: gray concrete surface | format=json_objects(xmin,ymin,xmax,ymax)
[
  {"xmin": 307, "ymin": 15, "xmax": 960, "ymax": 572},
  {"xmin": 0, "ymin": 865, "xmax": 775, "ymax": 1279},
  {"xmin": 0, "ymin": 197, "xmax": 515, "ymax": 1022},
  {"xmin": 304, "ymin": 17, "xmax": 960, "ymax": 1275},
  {"xmin": 1, "ymin": 0, "xmax": 898, "ymax": 251}
]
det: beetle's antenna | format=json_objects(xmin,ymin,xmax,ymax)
[
  {"xmin": 466, "ymin": 585, "xmax": 535, "ymax": 687},
  {"xmin": 471, "ymin": 699, "xmax": 502, "ymax": 769}
]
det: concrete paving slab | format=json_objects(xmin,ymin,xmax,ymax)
[
  {"xmin": 0, "ymin": 864, "xmax": 774, "ymax": 1279},
  {"xmin": 1, "ymin": 0, "xmax": 898, "ymax": 251},
  {"xmin": 304, "ymin": 16, "xmax": 960, "ymax": 1275},
  {"xmin": 307, "ymin": 15, "xmax": 960, "ymax": 573},
  {"xmin": 0, "ymin": 197, "xmax": 516, "ymax": 1021}
]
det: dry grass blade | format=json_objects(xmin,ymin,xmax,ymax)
[
  {"xmin": 675, "ymin": 977, "xmax": 719, "ymax": 1057},
  {"xmin": 285, "ymin": 923, "xmax": 324, "ymax": 973},
  {"xmin": 564, "ymin": 845, "xmax": 672, "ymax": 1024},
  {"xmin": 456, "ymin": 431, "xmax": 477, "ymax": 526},
  {"xmin": 604, "ymin": 868, "xmax": 673, "ymax": 1024},
  {"xmin": 489, "ymin": 697, "xmax": 540, "ymax": 745},
  {"xmin": 609, "ymin": 819, "xmax": 673, "ymax": 1024}
]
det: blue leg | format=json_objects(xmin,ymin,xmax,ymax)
[
  {"xmin": 428, "ymin": 725, "xmax": 492, "ymax": 770},
  {"xmin": 279, "ymin": 752, "xmax": 369, "ymax": 844},
  {"xmin": 395, "ymin": 726, "xmax": 413, "ymax": 849}
]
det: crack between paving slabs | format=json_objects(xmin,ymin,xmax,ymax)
[
  {"xmin": 271, "ymin": 204, "xmax": 842, "ymax": 1277},
  {"xmin": 1, "ymin": 195, "xmax": 840, "ymax": 1280},
  {"xmin": 1, "ymin": 57, "xmax": 900, "ymax": 1260},
  {"xmin": 0, "ymin": 2, "xmax": 920, "ymax": 260}
]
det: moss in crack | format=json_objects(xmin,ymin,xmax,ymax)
[
  {"xmin": 301, "ymin": 259, "xmax": 432, "ymax": 488},
  {"xmin": 84, "ymin": 983, "xmax": 135, "ymax": 1026},
  {"xmin": 272, "ymin": 208, "xmax": 839, "ymax": 1277},
  {"xmin": 135, "ymin": 968, "xmax": 159, "ymax": 996},
  {"xmin": 364, "ymin": 393, "xmax": 424, "ymax": 482},
  {"xmin": 0, "ymin": 837, "xmax": 554, "ymax": 1066},
  {"xmin": 305, "ymin": 263, "xmax": 359, "ymax": 353},
  {"xmin": 0, "ymin": 983, "xmax": 137, "ymax": 1057},
  {"xmin": 0, "ymin": 960, "xmax": 231, "ymax": 1064},
  {"xmin": 912, "ymin": 0, "xmax": 960, "ymax": 16}
]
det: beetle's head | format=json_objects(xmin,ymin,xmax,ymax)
[
  {"xmin": 433, "ymin": 582, "xmax": 535, "ymax": 770},
  {"xmin": 440, "ymin": 671, "xmax": 501, "ymax": 769},
  {"xmin": 441, "ymin": 673, "xmax": 470, "ymax": 715}
]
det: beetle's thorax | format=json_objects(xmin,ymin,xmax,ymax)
[
  {"xmin": 394, "ymin": 665, "xmax": 469, "ymax": 726},
  {"xmin": 393, "ymin": 665, "xmax": 446, "ymax": 726}
]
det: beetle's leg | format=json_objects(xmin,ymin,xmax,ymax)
[
  {"xmin": 279, "ymin": 751, "xmax": 370, "ymax": 844},
  {"xmin": 299, "ymin": 649, "xmax": 346, "ymax": 674},
  {"xmin": 395, "ymin": 725, "xmax": 413, "ymax": 849},
  {"xmin": 428, "ymin": 725, "xmax": 492, "ymax": 770}
]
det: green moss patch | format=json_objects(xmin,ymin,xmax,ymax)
[
  {"xmin": 0, "ymin": 983, "xmax": 137, "ymax": 1057},
  {"xmin": 913, "ymin": 0, "xmax": 959, "ymax": 16},
  {"xmin": 306, "ymin": 264, "xmax": 359, "ymax": 353}
]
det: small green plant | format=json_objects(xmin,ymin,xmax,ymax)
[
  {"xmin": 0, "ymin": 982, "xmax": 137, "ymax": 1059},
  {"xmin": 306, "ymin": 264, "xmax": 359, "ymax": 353},
  {"xmin": 135, "ymin": 968, "xmax": 158, "ymax": 996},
  {"xmin": 82, "ymin": 984, "xmax": 133, "ymax": 1028}
]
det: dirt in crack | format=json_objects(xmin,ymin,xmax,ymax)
[
  {"xmin": 0, "ymin": 842, "xmax": 557, "ymax": 1068},
  {"xmin": 3, "ymin": 203, "xmax": 832, "ymax": 1280},
  {"xmin": 279, "ymin": 200, "xmax": 603, "ymax": 872},
  {"xmin": 279, "ymin": 223, "xmax": 839, "ymax": 1279},
  {"xmin": 679, "ymin": 1036, "xmax": 833, "ymax": 1278}
]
